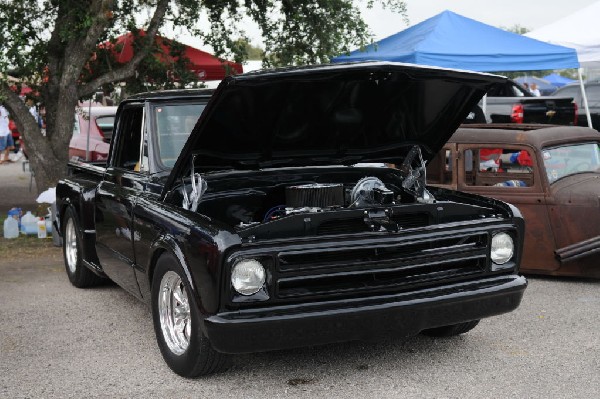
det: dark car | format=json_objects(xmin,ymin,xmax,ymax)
[
  {"xmin": 551, "ymin": 82, "xmax": 600, "ymax": 130},
  {"xmin": 57, "ymin": 63, "xmax": 527, "ymax": 377},
  {"xmin": 484, "ymin": 80, "xmax": 577, "ymax": 125},
  {"xmin": 427, "ymin": 123, "xmax": 600, "ymax": 278}
]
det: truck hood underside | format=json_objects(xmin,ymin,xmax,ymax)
[{"xmin": 166, "ymin": 62, "xmax": 506, "ymax": 192}]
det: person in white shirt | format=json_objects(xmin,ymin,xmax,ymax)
[
  {"xmin": 530, "ymin": 83, "xmax": 541, "ymax": 96},
  {"xmin": 26, "ymin": 98, "xmax": 39, "ymax": 123},
  {"xmin": 0, "ymin": 105, "xmax": 15, "ymax": 163}
]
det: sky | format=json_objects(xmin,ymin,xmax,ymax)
[
  {"xmin": 362, "ymin": 0, "xmax": 598, "ymax": 41},
  {"xmin": 166, "ymin": 0, "xmax": 599, "ymax": 65}
]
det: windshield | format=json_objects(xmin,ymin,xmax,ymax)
[
  {"xmin": 542, "ymin": 142, "xmax": 600, "ymax": 183},
  {"xmin": 154, "ymin": 102, "xmax": 207, "ymax": 168}
]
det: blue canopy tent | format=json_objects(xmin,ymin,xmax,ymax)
[
  {"xmin": 331, "ymin": 10, "xmax": 579, "ymax": 72},
  {"xmin": 331, "ymin": 10, "xmax": 589, "ymax": 122},
  {"xmin": 543, "ymin": 73, "xmax": 576, "ymax": 87}
]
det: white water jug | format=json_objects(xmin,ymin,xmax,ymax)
[
  {"xmin": 21, "ymin": 211, "xmax": 38, "ymax": 235},
  {"xmin": 3, "ymin": 217, "xmax": 19, "ymax": 239}
]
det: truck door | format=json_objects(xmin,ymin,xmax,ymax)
[
  {"xmin": 95, "ymin": 103, "xmax": 146, "ymax": 298},
  {"xmin": 457, "ymin": 144, "xmax": 559, "ymax": 271}
]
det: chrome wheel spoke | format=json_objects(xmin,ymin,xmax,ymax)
[
  {"xmin": 65, "ymin": 219, "xmax": 78, "ymax": 273},
  {"xmin": 158, "ymin": 271, "xmax": 192, "ymax": 355}
]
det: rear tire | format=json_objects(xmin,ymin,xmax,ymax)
[
  {"xmin": 151, "ymin": 252, "xmax": 230, "ymax": 377},
  {"xmin": 62, "ymin": 207, "xmax": 103, "ymax": 288},
  {"xmin": 421, "ymin": 320, "xmax": 480, "ymax": 337}
]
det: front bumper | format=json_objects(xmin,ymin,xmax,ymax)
[{"xmin": 204, "ymin": 274, "xmax": 527, "ymax": 354}]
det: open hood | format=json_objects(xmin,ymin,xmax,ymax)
[{"xmin": 166, "ymin": 62, "xmax": 505, "ymax": 190}]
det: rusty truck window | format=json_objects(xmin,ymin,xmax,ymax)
[
  {"xmin": 464, "ymin": 148, "xmax": 534, "ymax": 187},
  {"xmin": 543, "ymin": 142, "xmax": 600, "ymax": 183}
]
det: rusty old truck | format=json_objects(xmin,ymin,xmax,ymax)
[{"xmin": 427, "ymin": 123, "xmax": 600, "ymax": 278}]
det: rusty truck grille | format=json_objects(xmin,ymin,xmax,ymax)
[{"xmin": 274, "ymin": 233, "xmax": 488, "ymax": 300}]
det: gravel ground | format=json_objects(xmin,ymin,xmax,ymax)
[
  {"xmin": 1, "ymin": 252, "xmax": 598, "ymax": 399},
  {"xmin": 1, "ymin": 157, "xmax": 599, "ymax": 398}
]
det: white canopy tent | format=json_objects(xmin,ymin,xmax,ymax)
[
  {"xmin": 525, "ymin": 1, "xmax": 600, "ymax": 68},
  {"xmin": 526, "ymin": 1, "xmax": 600, "ymax": 126}
]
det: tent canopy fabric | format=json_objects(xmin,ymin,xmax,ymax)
[
  {"xmin": 106, "ymin": 31, "xmax": 243, "ymax": 81},
  {"xmin": 542, "ymin": 73, "xmax": 575, "ymax": 87},
  {"xmin": 525, "ymin": 1, "xmax": 600, "ymax": 68},
  {"xmin": 331, "ymin": 10, "xmax": 579, "ymax": 72}
]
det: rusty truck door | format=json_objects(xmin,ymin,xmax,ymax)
[{"xmin": 456, "ymin": 144, "xmax": 560, "ymax": 272}]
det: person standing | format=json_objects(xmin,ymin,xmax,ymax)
[
  {"xmin": 0, "ymin": 105, "xmax": 15, "ymax": 163},
  {"xmin": 26, "ymin": 97, "xmax": 39, "ymax": 124}
]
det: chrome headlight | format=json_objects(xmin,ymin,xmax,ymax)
[
  {"xmin": 491, "ymin": 232, "xmax": 514, "ymax": 265},
  {"xmin": 231, "ymin": 259, "xmax": 266, "ymax": 296}
]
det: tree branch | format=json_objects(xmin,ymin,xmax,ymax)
[
  {"xmin": 77, "ymin": 0, "xmax": 170, "ymax": 98},
  {"xmin": 62, "ymin": 0, "xmax": 117, "ymax": 84},
  {"xmin": 0, "ymin": 82, "xmax": 44, "ymax": 156}
]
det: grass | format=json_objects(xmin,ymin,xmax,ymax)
[{"xmin": 1, "ymin": 220, "xmax": 61, "ymax": 259}]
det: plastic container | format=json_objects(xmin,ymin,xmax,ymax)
[
  {"xmin": 7, "ymin": 207, "xmax": 22, "ymax": 229},
  {"xmin": 3, "ymin": 217, "xmax": 19, "ymax": 239},
  {"xmin": 37, "ymin": 217, "xmax": 47, "ymax": 238},
  {"xmin": 20, "ymin": 211, "xmax": 38, "ymax": 235}
]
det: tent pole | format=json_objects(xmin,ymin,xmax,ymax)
[{"xmin": 578, "ymin": 67, "xmax": 593, "ymax": 128}]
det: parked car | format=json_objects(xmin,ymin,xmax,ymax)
[
  {"xmin": 56, "ymin": 63, "xmax": 527, "ymax": 377},
  {"xmin": 69, "ymin": 106, "xmax": 118, "ymax": 162},
  {"xmin": 427, "ymin": 123, "xmax": 600, "ymax": 278},
  {"xmin": 551, "ymin": 82, "xmax": 600, "ymax": 130},
  {"xmin": 484, "ymin": 80, "xmax": 577, "ymax": 125}
]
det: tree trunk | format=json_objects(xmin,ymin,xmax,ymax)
[
  {"xmin": 30, "ymin": 93, "xmax": 79, "ymax": 193},
  {"xmin": 1, "ymin": 0, "xmax": 170, "ymax": 193},
  {"xmin": 3, "ymin": 83, "xmax": 78, "ymax": 193}
]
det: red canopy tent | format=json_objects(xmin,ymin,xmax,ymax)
[{"xmin": 107, "ymin": 31, "xmax": 243, "ymax": 81}]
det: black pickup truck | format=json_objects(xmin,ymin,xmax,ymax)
[
  {"xmin": 483, "ymin": 80, "xmax": 577, "ymax": 125},
  {"xmin": 56, "ymin": 62, "xmax": 527, "ymax": 377}
]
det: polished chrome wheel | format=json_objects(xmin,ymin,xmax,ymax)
[
  {"xmin": 64, "ymin": 217, "xmax": 78, "ymax": 274},
  {"xmin": 158, "ymin": 271, "xmax": 191, "ymax": 355}
]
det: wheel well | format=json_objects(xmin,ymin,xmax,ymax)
[
  {"xmin": 148, "ymin": 247, "xmax": 166, "ymax": 287},
  {"xmin": 58, "ymin": 203, "xmax": 70, "ymax": 235}
]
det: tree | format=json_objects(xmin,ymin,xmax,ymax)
[
  {"xmin": 235, "ymin": 39, "xmax": 264, "ymax": 60},
  {"xmin": 503, "ymin": 24, "xmax": 529, "ymax": 35},
  {"xmin": 0, "ymin": 0, "xmax": 406, "ymax": 193}
]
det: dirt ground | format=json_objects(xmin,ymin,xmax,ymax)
[
  {"xmin": 0, "ymin": 157, "xmax": 40, "ymax": 217},
  {"xmin": 0, "ymin": 157, "xmax": 58, "ymax": 256}
]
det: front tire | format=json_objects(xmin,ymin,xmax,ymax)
[
  {"xmin": 421, "ymin": 320, "xmax": 480, "ymax": 337},
  {"xmin": 62, "ymin": 207, "xmax": 103, "ymax": 288},
  {"xmin": 151, "ymin": 252, "xmax": 230, "ymax": 377}
]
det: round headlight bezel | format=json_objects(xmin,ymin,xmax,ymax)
[
  {"xmin": 231, "ymin": 259, "xmax": 266, "ymax": 296},
  {"xmin": 491, "ymin": 232, "xmax": 514, "ymax": 265}
]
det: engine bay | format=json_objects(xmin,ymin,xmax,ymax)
[{"xmin": 168, "ymin": 145, "xmax": 503, "ymax": 239}]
